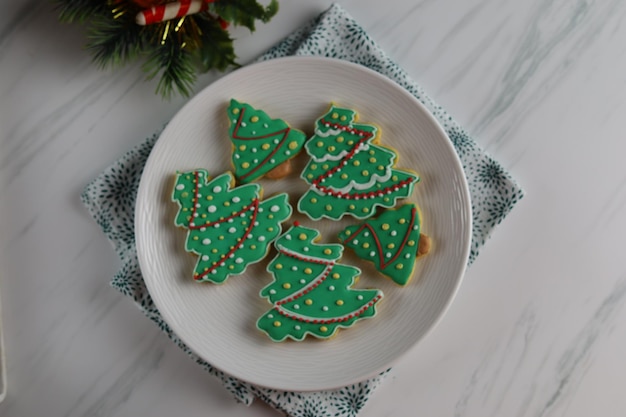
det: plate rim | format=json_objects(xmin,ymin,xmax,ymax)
[{"xmin": 136, "ymin": 55, "xmax": 472, "ymax": 391}]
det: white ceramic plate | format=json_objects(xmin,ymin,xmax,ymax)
[{"xmin": 136, "ymin": 56, "xmax": 471, "ymax": 391}]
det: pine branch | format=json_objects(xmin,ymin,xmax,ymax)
[
  {"xmin": 144, "ymin": 39, "xmax": 197, "ymax": 99},
  {"xmin": 86, "ymin": 13, "xmax": 147, "ymax": 67},
  {"xmin": 193, "ymin": 15, "xmax": 238, "ymax": 72},
  {"xmin": 210, "ymin": 0, "xmax": 279, "ymax": 31}
]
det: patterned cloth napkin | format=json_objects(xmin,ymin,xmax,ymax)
[{"xmin": 81, "ymin": 4, "xmax": 523, "ymax": 416}]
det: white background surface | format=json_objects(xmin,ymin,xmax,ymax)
[{"xmin": 2, "ymin": 0, "xmax": 626, "ymax": 416}]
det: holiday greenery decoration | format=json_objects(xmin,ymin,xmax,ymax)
[
  {"xmin": 55, "ymin": 0, "xmax": 279, "ymax": 98},
  {"xmin": 338, "ymin": 204, "xmax": 431, "ymax": 286},
  {"xmin": 257, "ymin": 223, "xmax": 383, "ymax": 342},
  {"xmin": 298, "ymin": 105, "xmax": 420, "ymax": 220},
  {"xmin": 171, "ymin": 170, "xmax": 291, "ymax": 284},
  {"xmin": 228, "ymin": 99, "xmax": 307, "ymax": 183}
]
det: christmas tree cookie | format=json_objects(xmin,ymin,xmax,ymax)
[
  {"xmin": 257, "ymin": 222, "xmax": 383, "ymax": 342},
  {"xmin": 228, "ymin": 99, "xmax": 307, "ymax": 183},
  {"xmin": 172, "ymin": 170, "xmax": 292, "ymax": 284},
  {"xmin": 338, "ymin": 204, "xmax": 431, "ymax": 286},
  {"xmin": 298, "ymin": 104, "xmax": 420, "ymax": 220}
]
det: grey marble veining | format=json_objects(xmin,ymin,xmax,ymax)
[{"xmin": 2, "ymin": 0, "xmax": 626, "ymax": 416}]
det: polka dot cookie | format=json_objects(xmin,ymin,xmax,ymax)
[
  {"xmin": 297, "ymin": 104, "xmax": 420, "ymax": 220},
  {"xmin": 228, "ymin": 99, "xmax": 307, "ymax": 183},
  {"xmin": 338, "ymin": 204, "xmax": 431, "ymax": 286},
  {"xmin": 257, "ymin": 222, "xmax": 383, "ymax": 342},
  {"xmin": 171, "ymin": 170, "xmax": 292, "ymax": 284}
]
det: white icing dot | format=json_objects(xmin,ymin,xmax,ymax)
[
  {"xmin": 391, "ymin": 231, "xmax": 397, "ymax": 236},
  {"xmin": 229, "ymin": 253, "xmax": 234, "ymax": 258},
  {"xmin": 269, "ymin": 289, "xmax": 276, "ymax": 295},
  {"xmin": 353, "ymin": 239, "xmax": 359, "ymax": 245},
  {"xmin": 270, "ymin": 159, "xmax": 275, "ymax": 163},
  {"xmin": 414, "ymin": 225, "xmax": 419, "ymax": 230},
  {"xmin": 193, "ymin": 213, "xmax": 198, "ymax": 217},
  {"xmin": 285, "ymin": 150, "xmax": 291, "ymax": 155},
  {"xmin": 252, "ymin": 131, "xmax": 256, "ymax": 135},
  {"xmin": 258, "ymin": 236, "xmax": 266, "ymax": 242},
  {"xmin": 357, "ymin": 295, "xmax": 364, "ymax": 300},
  {"xmin": 247, "ymin": 234, "xmax": 254, "ymax": 239},
  {"xmin": 252, "ymin": 148, "xmax": 257, "ymax": 153},
  {"xmin": 234, "ymin": 154, "xmax": 240, "ymax": 159},
  {"xmin": 258, "ymin": 207, "xmax": 263, "ymax": 212},
  {"xmin": 303, "ymin": 247, "xmax": 309, "ymax": 252},
  {"xmin": 228, "ymin": 218, "xmax": 233, "ymax": 223},
  {"xmin": 211, "ymin": 270, "xmax": 217, "ymax": 274},
  {"xmin": 322, "ymin": 306, "xmax": 329, "ymax": 311},
  {"xmin": 363, "ymin": 232, "xmax": 369, "ymax": 237},
  {"xmin": 241, "ymin": 122, "xmax": 247, "ymax": 127},
  {"xmin": 235, "ymin": 257, "xmax": 243, "ymax": 264},
  {"xmin": 228, "ymin": 227, "xmax": 237, "ymax": 233},
  {"xmin": 232, "ymin": 196, "xmax": 240, "ymax": 203},
  {"xmin": 295, "ymin": 325, "xmax": 301, "ymax": 330},
  {"xmin": 270, "ymin": 205, "xmax": 280, "ymax": 213},
  {"xmin": 293, "ymin": 304, "xmax": 300, "ymax": 310},
  {"xmin": 214, "ymin": 223, "xmax": 220, "ymax": 229},
  {"xmin": 292, "ymin": 266, "xmax": 298, "ymax": 271},
  {"xmin": 207, "ymin": 205, "xmax": 217, "ymax": 213},
  {"xmin": 273, "ymin": 138, "xmax": 279, "ymax": 144},
  {"xmin": 268, "ymin": 314, "xmax": 273, "ymax": 319},
  {"xmin": 213, "ymin": 185, "xmax": 222, "ymax": 193},
  {"xmin": 328, "ymin": 286, "xmax": 335, "ymax": 291},
  {"xmin": 200, "ymin": 227, "xmax": 206, "ymax": 232},
  {"xmin": 299, "ymin": 279, "xmax": 306, "ymax": 284},
  {"xmin": 263, "ymin": 123, "xmax": 269, "ymax": 128},
  {"xmin": 202, "ymin": 239, "xmax": 211, "ymax": 245},
  {"xmin": 254, "ymin": 221, "xmax": 259, "ymax": 226},
  {"xmin": 405, "ymin": 253, "xmax": 411, "ymax": 259},
  {"xmin": 253, "ymin": 159, "xmax": 259, "ymax": 163},
  {"xmin": 386, "ymin": 253, "xmax": 392, "ymax": 258},
  {"xmin": 240, "ymin": 213, "xmax": 246, "ymax": 218},
  {"xmin": 369, "ymin": 251, "xmax": 376, "ymax": 257},
  {"xmin": 176, "ymin": 184, "xmax": 185, "ymax": 190},
  {"xmin": 285, "ymin": 235, "xmax": 292, "ymax": 240},
  {"xmin": 202, "ymin": 255, "xmax": 209, "ymax": 261}
]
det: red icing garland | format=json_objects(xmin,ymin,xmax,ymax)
[
  {"xmin": 232, "ymin": 106, "xmax": 292, "ymax": 181},
  {"xmin": 273, "ymin": 294, "xmax": 383, "ymax": 324},
  {"xmin": 343, "ymin": 206, "xmax": 417, "ymax": 270}
]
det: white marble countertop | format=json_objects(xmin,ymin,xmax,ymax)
[{"xmin": 2, "ymin": 0, "xmax": 626, "ymax": 416}]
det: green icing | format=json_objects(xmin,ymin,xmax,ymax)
[
  {"xmin": 257, "ymin": 224, "xmax": 383, "ymax": 342},
  {"xmin": 338, "ymin": 204, "xmax": 422, "ymax": 286},
  {"xmin": 298, "ymin": 104, "xmax": 419, "ymax": 220},
  {"xmin": 228, "ymin": 99, "xmax": 307, "ymax": 184},
  {"xmin": 172, "ymin": 170, "xmax": 292, "ymax": 284}
]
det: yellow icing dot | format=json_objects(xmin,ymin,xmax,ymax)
[
  {"xmin": 305, "ymin": 299, "xmax": 313, "ymax": 305},
  {"xmin": 239, "ymin": 144, "xmax": 246, "ymax": 151},
  {"xmin": 310, "ymin": 164, "xmax": 318, "ymax": 170},
  {"xmin": 275, "ymin": 264, "xmax": 283, "ymax": 269},
  {"xmin": 273, "ymin": 321, "xmax": 281, "ymax": 327},
  {"xmin": 324, "ymin": 248, "xmax": 332, "ymax": 255},
  {"xmin": 206, "ymin": 195, "xmax": 213, "ymax": 200},
  {"xmin": 304, "ymin": 268, "xmax": 313, "ymax": 274},
  {"xmin": 328, "ymin": 145, "xmax": 336, "ymax": 152},
  {"xmin": 181, "ymin": 192, "xmax": 189, "ymax": 198},
  {"xmin": 316, "ymin": 141, "xmax": 324, "ymax": 147},
  {"xmin": 362, "ymin": 207, "xmax": 369, "ymax": 213},
  {"xmin": 250, "ymin": 244, "xmax": 257, "ymax": 250},
  {"xmin": 262, "ymin": 143, "xmax": 270, "ymax": 150},
  {"xmin": 212, "ymin": 249, "xmax": 218, "ymax": 253},
  {"xmin": 382, "ymin": 224, "xmax": 390, "ymax": 231},
  {"xmin": 378, "ymin": 165, "xmax": 385, "ymax": 171},
  {"xmin": 283, "ymin": 283, "xmax": 291, "ymax": 289},
  {"xmin": 387, "ymin": 243, "xmax": 395, "ymax": 249},
  {"xmin": 347, "ymin": 140, "xmax": 354, "ymax": 145},
  {"xmin": 349, "ymin": 204, "xmax": 356, "ymax": 210},
  {"xmin": 396, "ymin": 264, "xmax": 404, "ymax": 270},
  {"xmin": 408, "ymin": 240, "xmax": 416, "ymax": 246},
  {"xmin": 242, "ymin": 162, "xmax": 250, "ymax": 169},
  {"xmin": 201, "ymin": 214, "xmax": 207, "ymax": 218},
  {"xmin": 344, "ymin": 230, "xmax": 352, "ymax": 236},
  {"xmin": 250, "ymin": 115, "xmax": 259, "ymax": 123},
  {"xmin": 353, "ymin": 160, "xmax": 360, "ymax": 166},
  {"xmin": 182, "ymin": 207, "xmax": 188, "ymax": 212},
  {"xmin": 310, "ymin": 197, "xmax": 318, "ymax": 203},
  {"xmin": 299, "ymin": 233, "xmax": 307, "ymax": 240},
  {"xmin": 340, "ymin": 115, "xmax": 347, "ymax": 121},
  {"xmin": 362, "ymin": 242, "xmax": 370, "ymax": 249},
  {"xmin": 307, "ymin": 174, "xmax": 314, "ymax": 179},
  {"xmin": 267, "ymin": 227, "xmax": 274, "ymax": 232},
  {"xmin": 369, "ymin": 150, "xmax": 375, "ymax": 155},
  {"xmin": 383, "ymin": 197, "xmax": 390, "ymax": 202},
  {"xmin": 185, "ymin": 175, "xmax": 191, "ymax": 180},
  {"xmin": 325, "ymin": 204, "xmax": 332, "ymax": 211},
  {"xmin": 193, "ymin": 236, "xmax": 199, "ymax": 240},
  {"xmin": 219, "ymin": 235, "xmax": 225, "ymax": 240},
  {"xmin": 228, "ymin": 265, "xmax": 235, "ymax": 270},
  {"xmin": 332, "ymin": 273, "xmax": 340, "ymax": 279},
  {"xmin": 268, "ymin": 214, "xmax": 274, "ymax": 219},
  {"xmin": 336, "ymin": 300, "xmax": 344, "ymax": 306},
  {"xmin": 361, "ymin": 170, "xmax": 369, "ymax": 176},
  {"xmin": 369, "ymin": 158, "xmax": 377, "ymax": 163},
  {"xmin": 341, "ymin": 173, "xmax": 348, "ymax": 179},
  {"xmin": 320, "ymin": 326, "xmax": 328, "ymax": 332},
  {"xmin": 322, "ymin": 164, "xmax": 329, "ymax": 170},
  {"xmin": 288, "ymin": 141, "xmax": 299, "ymax": 150},
  {"xmin": 332, "ymin": 112, "xmax": 339, "ymax": 119},
  {"xmin": 399, "ymin": 218, "xmax": 406, "ymax": 224},
  {"xmin": 392, "ymin": 175, "xmax": 398, "ymax": 181},
  {"xmin": 232, "ymin": 108, "xmax": 240, "ymax": 114},
  {"xmin": 337, "ymin": 136, "xmax": 344, "ymax": 143},
  {"xmin": 223, "ymin": 201, "xmax": 230, "ymax": 207}
]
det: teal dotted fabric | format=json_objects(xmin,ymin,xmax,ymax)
[{"xmin": 81, "ymin": 4, "xmax": 522, "ymax": 416}]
